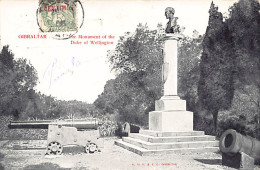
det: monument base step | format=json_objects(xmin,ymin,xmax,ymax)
[
  {"xmin": 115, "ymin": 140, "xmax": 219, "ymax": 156},
  {"xmin": 115, "ymin": 130, "xmax": 219, "ymax": 156},
  {"xmin": 122, "ymin": 137, "xmax": 218, "ymax": 150},
  {"xmin": 139, "ymin": 130, "xmax": 205, "ymax": 137},
  {"xmin": 129, "ymin": 133, "xmax": 216, "ymax": 143}
]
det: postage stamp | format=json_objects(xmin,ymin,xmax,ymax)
[{"xmin": 37, "ymin": 0, "xmax": 84, "ymax": 39}]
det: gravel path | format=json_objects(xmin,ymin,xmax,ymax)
[{"xmin": 0, "ymin": 138, "xmax": 259, "ymax": 170}]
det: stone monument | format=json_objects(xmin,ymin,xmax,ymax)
[
  {"xmin": 149, "ymin": 7, "xmax": 193, "ymax": 132},
  {"xmin": 115, "ymin": 8, "xmax": 218, "ymax": 156}
]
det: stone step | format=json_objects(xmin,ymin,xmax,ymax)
[
  {"xmin": 139, "ymin": 130, "xmax": 205, "ymax": 137},
  {"xmin": 129, "ymin": 133, "xmax": 216, "ymax": 143},
  {"xmin": 115, "ymin": 140, "xmax": 219, "ymax": 156},
  {"xmin": 122, "ymin": 137, "xmax": 218, "ymax": 150}
]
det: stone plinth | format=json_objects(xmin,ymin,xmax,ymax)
[
  {"xmin": 155, "ymin": 96, "xmax": 186, "ymax": 111},
  {"xmin": 222, "ymin": 152, "xmax": 254, "ymax": 170},
  {"xmin": 149, "ymin": 110, "xmax": 193, "ymax": 132}
]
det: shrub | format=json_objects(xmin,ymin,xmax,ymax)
[{"xmin": 217, "ymin": 112, "xmax": 260, "ymax": 140}]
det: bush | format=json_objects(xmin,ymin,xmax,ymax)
[
  {"xmin": 0, "ymin": 115, "xmax": 47, "ymax": 140},
  {"xmin": 217, "ymin": 112, "xmax": 260, "ymax": 140},
  {"xmin": 194, "ymin": 111, "xmax": 215, "ymax": 135}
]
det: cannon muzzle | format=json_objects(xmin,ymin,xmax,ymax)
[
  {"xmin": 9, "ymin": 119, "xmax": 101, "ymax": 130},
  {"xmin": 219, "ymin": 129, "xmax": 260, "ymax": 162}
]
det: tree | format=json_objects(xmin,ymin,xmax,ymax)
[
  {"xmin": 0, "ymin": 46, "xmax": 38, "ymax": 118},
  {"xmin": 227, "ymin": 0, "xmax": 260, "ymax": 125},
  {"xmin": 96, "ymin": 23, "xmax": 205, "ymax": 126},
  {"xmin": 95, "ymin": 24, "xmax": 163, "ymax": 125},
  {"xmin": 178, "ymin": 35, "xmax": 203, "ymax": 111},
  {"xmin": 94, "ymin": 79, "xmax": 117, "ymax": 114},
  {"xmin": 0, "ymin": 46, "xmax": 16, "ymax": 116},
  {"xmin": 198, "ymin": 2, "xmax": 235, "ymax": 133},
  {"xmin": 108, "ymin": 24, "xmax": 163, "ymax": 75},
  {"xmin": 0, "ymin": 45, "xmax": 100, "ymax": 120}
]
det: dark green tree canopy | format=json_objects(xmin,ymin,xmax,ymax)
[
  {"xmin": 95, "ymin": 23, "xmax": 204, "ymax": 126},
  {"xmin": 199, "ymin": 2, "xmax": 235, "ymax": 110},
  {"xmin": 198, "ymin": 2, "xmax": 235, "ymax": 132},
  {"xmin": 0, "ymin": 46, "xmax": 38, "ymax": 117},
  {"xmin": 95, "ymin": 24, "xmax": 163, "ymax": 125},
  {"xmin": 228, "ymin": 0, "xmax": 260, "ymax": 88}
]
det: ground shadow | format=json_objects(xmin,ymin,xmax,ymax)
[
  {"xmin": 0, "ymin": 163, "xmax": 4, "ymax": 170},
  {"xmin": 194, "ymin": 159, "xmax": 222, "ymax": 165},
  {"xmin": 23, "ymin": 162, "xmax": 96, "ymax": 170},
  {"xmin": 23, "ymin": 163, "xmax": 69, "ymax": 170},
  {"xmin": 0, "ymin": 152, "xmax": 5, "ymax": 170}
]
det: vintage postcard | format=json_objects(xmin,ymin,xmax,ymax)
[{"xmin": 1, "ymin": 0, "xmax": 259, "ymax": 169}]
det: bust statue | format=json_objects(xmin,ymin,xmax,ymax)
[{"xmin": 165, "ymin": 7, "xmax": 180, "ymax": 33}]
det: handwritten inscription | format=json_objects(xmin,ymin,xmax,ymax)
[{"xmin": 43, "ymin": 57, "xmax": 83, "ymax": 88}]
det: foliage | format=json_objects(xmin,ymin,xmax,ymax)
[
  {"xmin": 194, "ymin": 112, "xmax": 215, "ymax": 135},
  {"xmin": 197, "ymin": 0, "xmax": 260, "ymax": 137},
  {"xmin": 178, "ymin": 35, "xmax": 207, "ymax": 133},
  {"xmin": 0, "ymin": 115, "xmax": 47, "ymax": 140},
  {"xmin": 0, "ymin": 114, "xmax": 119, "ymax": 140},
  {"xmin": 227, "ymin": 0, "xmax": 260, "ymax": 125},
  {"xmin": 216, "ymin": 85, "xmax": 260, "ymax": 139},
  {"xmin": 17, "ymin": 92, "xmax": 102, "ymax": 120},
  {"xmin": 0, "ymin": 46, "xmax": 38, "ymax": 119},
  {"xmin": 98, "ymin": 119, "xmax": 118, "ymax": 137},
  {"xmin": 0, "ymin": 45, "xmax": 101, "ymax": 121},
  {"xmin": 2, "ymin": 0, "xmax": 259, "ymax": 140},
  {"xmin": 218, "ymin": 111, "xmax": 260, "ymax": 140},
  {"xmin": 178, "ymin": 36, "xmax": 203, "ymax": 112},
  {"xmin": 0, "ymin": 46, "xmax": 121, "ymax": 140},
  {"xmin": 95, "ymin": 24, "xmax": 163, "ymax": 126},
  {"xmin": 198, "ymin": 2, "xmax": 235, "ymax": 133},
  {"xmin": 95, "ymin": 0, "xmax": 260, "ymax": 139},
  {"xmin": 95, "ymin": 23, "xmax": 205, "ymax": 126},
  {"xmin": 108, "ymin": 24, "xmax": 163, "ymax": 74}
]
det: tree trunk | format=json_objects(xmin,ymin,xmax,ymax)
[
  {"xmin": 212, "ymin": 110, "xmax": 219, "ymax": 135},
  {"xmin": 257, "ymin": 101, "xmax": 260, "ymax": 125}
]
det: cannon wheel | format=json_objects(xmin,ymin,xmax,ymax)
[
  {"xmin": 46, "ymin": 141, "xmax": 63, "ymax": 155},
  {"xmin": 85, "ymin": 143, "xmax": 98, "ymax": 153}
]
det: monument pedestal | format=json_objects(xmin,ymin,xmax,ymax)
[
  {"xmin": 148, "ymin": 34, "xmax": 193, "ymax": 132},
  {"xmin": 149, "ymin": 111, "xmax": 193, "ymax": 132},
  {"xmin": 150, "ymin": 95, "xmax": 193, "ymax": 132}
]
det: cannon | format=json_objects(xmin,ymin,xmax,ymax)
[
  {"xmin": 9, "ymin": 119, "xmax": 104, "ymax": 155},
  {"xmin": 219, "ymin": 129, "xmax": 260, "ymax": 169}
]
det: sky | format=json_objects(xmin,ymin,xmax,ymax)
[{"xmin": 0, "ymin": 0, "xmax": 237, "ymax": 103}]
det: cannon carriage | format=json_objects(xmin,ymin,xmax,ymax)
[{"xmin": 9, "ymin": 118, "xmax": 104, "ymax": 155}]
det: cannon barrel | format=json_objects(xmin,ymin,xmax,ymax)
[
  {"xmin": 9, "ymin": 119, "xmax": 101, "ymax": 130},
  {"xmin": 219, "ymin": 129, "xmax": 260, "ymax": 161}
]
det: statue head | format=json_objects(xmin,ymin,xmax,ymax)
[
  {"xmin": 165, "ymin": 7, "xmax": 175, "ymax": 19},
  {"xmin": 165, "ymin": 7, "xmax": 178, "ymax": 33}
]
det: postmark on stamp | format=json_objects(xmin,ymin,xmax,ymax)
[{"xmin": 37, "ymin": 0, "xmax": 84, "ymax": 39}]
